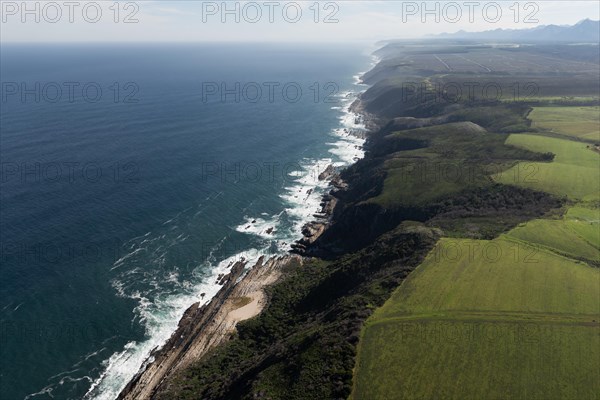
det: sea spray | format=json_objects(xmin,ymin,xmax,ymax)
[
  {"xmin": 85, "ymin": 246, "xmax": 266, "ymax": 400},
  {"xmin": 89, "ymin": 84, "xmax": 369, "ymax": 400},
  {"xmin": 15, "ymin": 45, "xmax": 373, "ymax": 400}
]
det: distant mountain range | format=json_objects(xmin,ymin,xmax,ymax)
[{"xmin": 434, "ymin": 19, "xmax": 600, "ymax": 42}]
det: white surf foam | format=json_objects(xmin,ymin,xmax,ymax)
[
  {"xmin": 235, "ymin": 216, "xmax": 279, "ymax": 239},
  {"xmin": 238, "ymin": 81, "xmax": 369, "ymax": 250},
  {"xmin": 84, "ymin": 246, "xmax": 266, "ymax": 400},
  {"xmin": 80, "ymin": 63, "xmax": 372, "ymax": 400}
]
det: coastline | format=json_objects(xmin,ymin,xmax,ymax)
[
  {"xmin": 291, "ymin": 105, "xmax": 379, "ymax": 255},
  {"xmin": 10, "ymin": 31, "xmax": 597, "ymax": 400},
  {"xmin": 12, "ymin": 45, "xmax": 378, "ymax": 400},
  {"xmin": 114, "ymin": 63, "xmax": 377, "ymax": 399},
  {"xmin": 117, "ymin": 255, "xmax": 301, "ymax": 399},
  {"xmin": 117, "ymin": 105, "xmax": 374, "ymax": 398},
  {"xmin": 115, "ymin": 43, "xmax": 564, "ymax": 398}
]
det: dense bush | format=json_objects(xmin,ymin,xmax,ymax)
[{"xmin": 158, "ymin": 224, "xmax": 439, "ymax": 400}]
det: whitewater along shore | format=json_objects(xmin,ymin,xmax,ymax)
[
  {"xmin": 117, "ymin": 254, "xmax": 301, "ymax": 400},
  {"xmin": 118, "ymin": 94, "xmax": 376, "ymax": 400},
  {"xmin": 292, "ymin": 103, "xmax": 380, "ymax": 255}
]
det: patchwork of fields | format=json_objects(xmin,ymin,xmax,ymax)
[
  {"xmin": 352, "ymin": 105, "xmax": 600, "ymax": 399},
  {"xmin": 376, "ymin": 46, "xmax": 600, "ymax": 75}
]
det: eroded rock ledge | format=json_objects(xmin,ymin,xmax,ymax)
[{"xmin": 118, "ymin": 255, "xmax": 301, "ymax": 400}]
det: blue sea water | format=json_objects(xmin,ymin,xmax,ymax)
[{"xmin": 0, "ymin": 43, "xmax": 372, "ymax": 400}]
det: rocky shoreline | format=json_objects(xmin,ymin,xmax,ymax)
[
  {"xmin": 118, "ymin": 96, "xmax": 376, "ymax": 400},
  {"xmin": 117, "ymin": 255, "xmax": 301, "ymax": 400},
  {"xmin": 291, "ymin": 103, "xmax": 379, "ymax": 255},
  {"xmin": 290, "ymin": 166, "xmax": 346, "ymax": 254}
]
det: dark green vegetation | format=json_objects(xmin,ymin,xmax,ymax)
[
  {"xmin": 158, "ymin": 223, "xmax": 440, "ymax": 399},
  {"xmin": 159, "ymin": 40, "xmax": 599, "ymax": 399},
  {"xmin": 352, "ymin": 42, "xmax": 599, "ymax": 400},
  {"xmin": 314, "ymin": 113, "xmax": 561, "ymax": 254}
]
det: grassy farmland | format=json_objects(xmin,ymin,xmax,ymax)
[
  {"xmin": 353, "ymin": 105, "xmax": 600, "ymax": 399},
  {"xmin": 507, "ymin": 212, "xmax": 599, "ymax": 263},
  {"xmin": 494, "ymin": 134, "xmax": 600, "ymax": 200},
  {"xmin": 566, "ymin": 205, "xmax": 600, "ymax": 246},
  {"xmin": 370, "ymin": 238, "xmax": 599, "ymax": 316},
  {"xmin": 354, "ymin": 318, "xmax": 599, "ymax": 400},
  {"xmin": 368, "ymin": 122, "xmax": 546, "ymax": 208},
  {"xmin": 352, "ymin": 238, "xmax": 600, "ymax": 400},
  {"xmin": 529, "ymin": 106, "xmax": 600, "ymax": 141}
]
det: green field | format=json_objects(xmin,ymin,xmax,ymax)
[
  {"xmin": 507, "ymin": 209, "xmax": 599, "ymax": 263},
  {"xmin": 368, "ymin": 123, "xmax": 544, "ymax": 207},
  {"xmin": 354, "ymin": 128, "xmax": 599, "ymax": 400},
  {"xmin": 352, "ymin": 238, "xmax": 600, "ymax": 400},
  {"xmin": 529, "ymin": 106, "xmax": 600, "ymax": 141},
  {"xmin": 371, "ymin": 238, "xmax": 599, "ymax": 316},
  {"xmin": 566, "ymin": 206, "xmax": 600, "ymax": 245},
  {"xmin": 354, "ymin": 319, "xmax": 599, "ymax": 400},
  {"xmin": 495, "ymin": 134, "xmax": 599, "ymax": 257},
  {"xmin": 371, "ymin": 158, "xmax": 488, "ymax": 207},
  {"xmin": 495, "ymin": 134, "xmax": 600, "ymax": 200},
  {"xmin": 503, "ymin": 96, "xmax": 600, "ymax": 105}
]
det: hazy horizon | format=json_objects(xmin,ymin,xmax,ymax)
[{"xmin": 2, "ymin": 1, "xmax": 598, "ymax": 43}]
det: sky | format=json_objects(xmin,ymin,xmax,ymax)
[{"xmin": 1, "ymin": 1, "xmax": 599, "ymax": 42}]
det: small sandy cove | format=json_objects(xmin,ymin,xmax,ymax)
[{"xmin": 119, "ymin": 255, "xmax": 301, "ymax": 400}]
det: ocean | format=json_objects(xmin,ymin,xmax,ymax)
[{"xmin": 0, "ymin": 43, "xmax": 372, "ymax": 400}]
